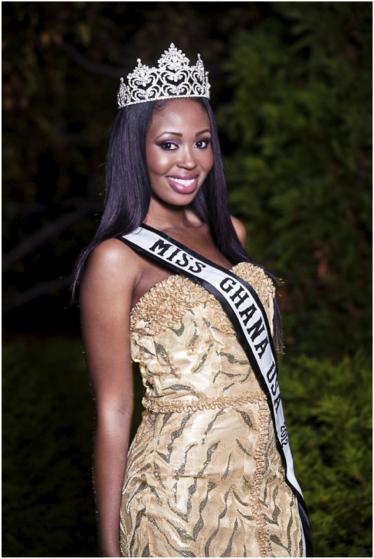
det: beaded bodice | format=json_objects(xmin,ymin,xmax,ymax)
[{"xmin": 130, "ymin": 262, "xmax": 276, "ymax": 407}]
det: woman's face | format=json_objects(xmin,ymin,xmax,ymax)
[{"xmin": 145, "ymin": 99, "xmax": 213, "ymax": 206}]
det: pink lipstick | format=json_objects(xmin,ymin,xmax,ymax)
[{"xmin": 166, "ymin": 175, "xmax": 199, "ymax": 194}]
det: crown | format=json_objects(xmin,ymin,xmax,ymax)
[{"xmin": 117, "ymin": 43, "xmax": 211, "ymax": 108}]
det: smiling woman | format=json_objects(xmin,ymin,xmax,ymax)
[
  {"xmin": 73, "ymin": 43, "xmax": 311, "ymax": 557},
  {"xmin": 145, "ymin": 99, "xmax": 213, "ymax": 199}
]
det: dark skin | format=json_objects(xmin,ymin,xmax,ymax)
[{"xmin": 80, "ymin": 99, "xmax": 247, "ymax": 557}]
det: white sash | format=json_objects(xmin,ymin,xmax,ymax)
[{"xmin": 118, "ymin": 223, "xmax": 312, "ymax": 556}]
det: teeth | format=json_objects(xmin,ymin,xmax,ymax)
[{"xmin": 170, "ymin": 177, "xmax": 196, "ymax": 186}]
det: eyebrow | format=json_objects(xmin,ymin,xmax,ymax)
[{"xmin": 155, "ymin": 128, "xmax": 211, "ymax": 140}]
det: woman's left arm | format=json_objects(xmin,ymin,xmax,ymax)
[{"xmin": 231, "ymin": 215, "xmax": 247, "ymax": 247}]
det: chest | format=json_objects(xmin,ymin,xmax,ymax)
[{"xmin": 133, "ymin": 228, "xmax": 233, "ymax": 308}]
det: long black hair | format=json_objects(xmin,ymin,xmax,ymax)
[{"xmin": 71, "ymin": 97, "xmax": 282, "ymax": 350}]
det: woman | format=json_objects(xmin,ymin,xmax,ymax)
[{"xmin": 74, "ymin": 44, "xmax": 311, "ymax": 557}]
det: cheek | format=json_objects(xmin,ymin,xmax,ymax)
[
  {"xmin": 146, "ymin": 146, "xmax": 172, "ymax": 176},
  {"xmin": 202, "ymin": 149, "xmax": 214, "ymax": 173}
]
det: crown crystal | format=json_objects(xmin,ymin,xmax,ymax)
[{"xmin": 117, "ymin": 43, "xmax": 210, "ymax": 108}]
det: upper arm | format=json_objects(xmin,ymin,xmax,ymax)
[
  {"xmin": 231, "ymin": 215, "xmax": 248, "ymax": 247},
  {"xmin": 79, "ymin": 239, "xmax": 140, "ymax": 415}
]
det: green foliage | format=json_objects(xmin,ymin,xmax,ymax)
[
  {"xmin": 281, "ymin": 352, "xmax": 372, "ymax": 557},
  {"xmin": 220, "ymin": 3, "xmax": 372, "ymax": 357},
  {"xmin": 4, "ymin": 338, "xmax": 372, "ymax": 556}
]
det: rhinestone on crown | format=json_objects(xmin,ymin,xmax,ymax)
[{"xmin": 117, "ymin": 43, "xmax": 211, "ymax": 108}]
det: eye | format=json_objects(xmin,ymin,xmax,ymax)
[
  {"xmin": 195, "ymin": 138, "xmax": 211, "ymax": 149},
  {"xmin": 158, "ymin": 141, "xmax": 178, "ymax": 151}
]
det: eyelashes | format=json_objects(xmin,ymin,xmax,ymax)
[
  {"xmin": 196, "ymin": 138, "xmax": 211, "ymax": 149},
  {"xmin": 157, "ymin": 138, "xmax": 211, "ymax": 151},
  {"xmin": 157, "ymin": 141, "xmax": 177, "ymax": 151}
]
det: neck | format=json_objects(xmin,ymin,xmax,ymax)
[{"xmin": 143, "ymin": 195, "xmax": 202, "ymax": 231}]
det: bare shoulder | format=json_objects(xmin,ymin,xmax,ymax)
[
  {"xmin": 230, "ymin": 215, "xmax": 248, "ymax": 246},
  {"xmin": 80, "ymin": 238, "xmax": 141, "ymax": 300},
  {"xmin": 79, "ymin": 238, "xmax": 138, "ymax": 417}
]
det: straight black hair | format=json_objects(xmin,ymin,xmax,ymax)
[{"xmin": 71, "ymin": 97, "xmax": 282, "ymax": 350}]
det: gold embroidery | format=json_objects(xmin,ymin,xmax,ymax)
[
  {"xmin": 142, "ymin": 391, "xmax": 265, "ymax": 413},
  {"xmin": 253, "ymin": 401, "xmax": 272, "ymax": 556},
  {"xmin": 130, "ymin": 262, "xmax": 275, "ymax": 337},
  {"xmin": 130, "ymin": 274, "xmax": 207, "ymax": 333},
  {"xmin": 233, "ymin": 262, "xmax": 276, "ymax": 305}
]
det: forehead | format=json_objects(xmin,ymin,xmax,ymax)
[{"xmin": 148, "ymin": 99, "xmax": 210, "ymax": 132}]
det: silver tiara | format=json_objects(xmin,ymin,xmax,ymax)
[{"xmin": 117, "ymin": 43, "xmax": 211, "ymax": 108}]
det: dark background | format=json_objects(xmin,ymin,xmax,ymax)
[{"xmin": 3, "ymin": 2, "xmax": 372, "ymax": 556}]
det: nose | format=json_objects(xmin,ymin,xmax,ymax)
[{"xmin": 177, "ymin": 145, "xmax": 197, "ymax": 169}]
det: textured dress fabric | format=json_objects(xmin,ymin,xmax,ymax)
[{"xmin": 120, "ymin": 262, "xmax": 304, "ymax": 557}]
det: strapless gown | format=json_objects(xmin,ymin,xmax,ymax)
[{"xmin": 119, "ymin": 262, "xmax": 304, "ymax": 557}]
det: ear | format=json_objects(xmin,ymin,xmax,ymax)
[{"xmin": 230, "ymin": 215, "xmax": 247, "ymax": 247}]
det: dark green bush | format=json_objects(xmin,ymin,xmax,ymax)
[
  {"xmin": 281, "ymin": 352, "xmax": 372, "ymax": 557},
  {"xmin": 220, "ymin": 3, "xmax": 371, "ymax": 358},
  {"xmin": 3, "ymin": 338, "xmax": 371, "ymax": 556}
]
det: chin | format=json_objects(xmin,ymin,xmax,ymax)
[
  {"xmin": 167, "ymin": 194, "xmax": 198, "ymax": 207},
  {"xmin": 155, "ymin": 188, "xmax": 201, "ymax": 207}
]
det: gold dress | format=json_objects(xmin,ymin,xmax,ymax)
[{"xmin": 120, "ymin": 262, "xmax": 304, "ymax": 557}]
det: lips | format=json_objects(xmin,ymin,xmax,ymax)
[{"xmin": 166, "ymin": 175, "xmax": 199, "ymax": 194}]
